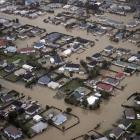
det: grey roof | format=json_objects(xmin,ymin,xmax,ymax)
[
  {"xmin": 4, "ymin": 125, "xmax": 22, "ymax": 138},
  {"xmin": 52, "ymin": 113, "xmax": 67, "ymax": 126},
  {"xmin": 38, "ymin": 75, "xmax": 51, "ymax": 85},
  {"xmin": 31, "ymin": 121, "xmax": 48, "ymax": 133}
]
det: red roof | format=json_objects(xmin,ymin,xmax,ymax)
[
  {"xmin": 18, "ymin": 47, "xmax": 36, "ymax": 53},
  {"xmin": 115, "ymin": 72, "xmax": 125, "ymax": 79},
  {"xmin": 0, "ymin": 39, "xmax": 6, "ymax": 48},
  {"xmin": 97, "ymin": 82, "xmax": 113, "ymax": 92}
]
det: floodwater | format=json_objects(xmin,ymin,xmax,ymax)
[{"xmin": 0, "ymin": 11, "xmax": 140, "ymax": 140}]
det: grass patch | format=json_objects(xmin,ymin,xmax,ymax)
[
  {"xmin": 132, "ymin": 120, "xmax": 140, "ymax": 133},
  {"xmin": 59, "ymin": 78, "xmax": 84, "ymax": 95}
]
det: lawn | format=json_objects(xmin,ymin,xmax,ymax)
[
  {"xmin": 5, "ymin": 73, "xmax": 21, "ymax": 82},
  {"xmin": 132, "ymin": 120, "xmax": 140, "ymax": 133},
  {"xmin": 0, "ymin": 69, "xmax": 9, "ymax": 78},
  {"xmin": 59, "ymin": 78, "xmax": 84, "ymax": 95}
]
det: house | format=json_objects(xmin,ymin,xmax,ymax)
[
  {"xmin": 33, "ymin": 115, "xmax": 42, "ymax": 122},
  {"xmin": 0, "ymin": 93, "xmax": 15, "ymax": 103},
  {"xmin": 33, "ymin": 42, "xmax": 45, "ymax": 49},
  {"xmin": 87, "ymin": 95, "xmax": 99, "ymax": 106},
  {"xmin": 115, "ymin": 72, "xmax": 125, "ymax": 80},
  {"xmin": 118, "ymin": 119, "xmax": 132, "ymax": 130},
  {"xmin": 38, "ymin": 75, "xmax": 51, "ymax": 85},
  {"xmin": 4, "ymin": 46, "xmax": 17, "ymax": 53},
  {"xmin": 102, "ymin": 77, "xmax": 120, "ymax": 87},
  {"xmin": 50, "ymin": 54, "xmax": 63, "ymax": 65},
  {"xmin": 47, "ymin": 81, "xmax": 60, "ymax": 89},
  {"xmin": 62, "ymin": 49, "xmax": 72, "ymax": 57},
  {"xmin": 91, "ymin": 53, "xmax": 102, "ymax": 61},
  {"xmin": 0, "ymin": 59, "xmax": 7, "ymax": 68},
  {"xmin": 64, "ymin": 63, "xmax": 80, "ymax": 72},
  {"xmin": 134, "ymin": 96, "xmax": 140, "ymax": 105},
  {"xmin": 104, "ymin": 45, "xmax": 114, "ymax": 54},
  {"xmin": 4, "ymin": 64, "xmax": 16, "ymax": 73},
  {"xmin": 25, "ymin": 103, "xmax": 41, "ymax": 116},
  {"xmin": 52, "ymin": 113, "xmax": 67, "ymax": 126},
  {"xmin": 18, "ymin": 47, "xmax": 36, "ymax": 54},
  {"xmin": 23, "ymin": 72, "xmax": 34, "ymax": 82},
  {"xmin": 96, "ymin": 82, "xmax": 113, "ymax": 92},
  {"xmin": 123, "ymin": 67, "xmax": 135, "ymax": 76},
  {"xmin": 31, "ymin": 121, "xmax": 48, "ymax": 134},
  {"xmin": 87, "ymin": 61, "xmax": 98, "ymax": 68},
  {"xmin": 124, "ymin": 108, "xmax": 136, "ymax": 120},
  {"xmin": 4, "ymin": 125, "xmax": 22, "ymax": 140},
  {"xmin": 109, "ymin": 127, "xmax": 125, "ymax": 140},
  {"xmin": 14, "ymin": 68, "xmax": 26, "ymax": 76},
  {"xmin": 0, "ymin": 39, "xmax": 6, "ymax": 49},
  {"xmin": 22, "ymin": 64, "xmax": 33, "ymax": 72}
]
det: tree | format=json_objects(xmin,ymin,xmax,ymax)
[
  {"xmin": 83, "ymin": 134, "xmax": 90, "ymax": 140},
  {"xmin": 101, "ymin": 60, "xmax": 111, "ymax": 69},
  {"xmin": 16, "ymin": 18, "xmax": 19, "ymax": 23},
  {"xmin": 66, "ymin": 107, "xmax": 72, "ymax": 113},
  {"xmin": 45, "ymin": 105, "xmax": 50, "ymax": 110}
]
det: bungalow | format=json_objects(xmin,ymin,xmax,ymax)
[
  {"xmin": 22, "ymin": 64, "xmax": 33, "ymax": 72},
  {"xmin": 123, "ymin": 67, "xmax": 135, "ymax": 76},
  {"xmin": 118, "ymin": 119, "xmax": 132, "ymax": 130},
  {"xmin": 124, "ymin": 108, "xmax": 136, "ymax": 120},
  {"xmin": 52, "ymin": 113, "xmax": 67, "ymax": 126},
  {"xmin": 33, "ymin": 42, "xmax": 45, "ymax": 49},
  {"xmin": 109, "ymin": 127, "xmax": 124, "ymax": 140},
  {"xmin": 87, "ymin": 95, "xmax": 99, "ymax": 106},
  {"xmin": 4, "ymin": 64, "xmax": 16, "ymax": 73},
  {"xmin": 50, "ymin": 54, "xmax": 63, "ymax": 65},
  {"xmin": 62, "ymin": 49, "xmax": 72, "ymax": 57},
  {"xmin": 14, "ymin": 68, "xmax": 26, "ymax": 76},
  {"xmin": 102, "ymin": 77, "xmax": 120, "ymax": 87},
  {"xmin": 115, "ymin": 72, "xmax": 125, "ymax": 80},
  {"xmin": 64, "ymin": 63, "xmax": 80, "ymax": 72},
  {"xmin": 96, "ymin": 82, "xmax": 113, "ymax": 92},
  {"xmin": 104, "ymin": 45, "xmax": 114, "ymax": 54},
  {"xmin": 18, "ymin": 33, "xmax": 28, "ymax": 40},
  {"xmin": 33, "ymin": 115, "xmax": 42, "ymax": 122},
  {"xmin": 4, "ymin": 125, "xmax": 22, "ymax": 140},
  {"xmin": 4, "ymin": 46, "xmax": 17, "ymax": 53},
  {"xmin": 48, "ymin": 81, "xmax": 60, "ymax": 90},
  {"xmin": 1, "ymin": 93, "xmax": 15, "ymax": 103},
  {"xmin": 91, "ymin": 53, "xmax": 102, "ymax": 61},
  {"xmin": 23, "ymin": 72, "xmax": 34, "ymax": 82},
  {"xmin": 0, "ymin": 39, "xmax": 6, "ymax": 49},
  {"xmin": 134, "ymin": 96, "xmax": 140, "ymax": 105},
  {"xmin": 31, "ymin": 121, "xmax": 48, "ymax": 134},
  {"xmin": 18, "ymin": 47, "xmax": 36, "ymax": 54},
  {"xmin": 25, "ymin": 103, "xmax": 41, "ymax": 116},
  {"xmin": 38, "ymin": 75, "xmax": 51, "ymax": 85},
  {"xmin": 87, "ymin": 61, "xmax": 98, "ymax": 68}
]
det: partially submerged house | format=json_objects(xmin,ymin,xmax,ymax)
[{"xmin": 4, "ymin": 125, "xmax": 23, "ymax": 140}]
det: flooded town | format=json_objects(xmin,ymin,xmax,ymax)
[{"xmin": 0, "ymin": 0, "xmax": 140, "ymax": 140}]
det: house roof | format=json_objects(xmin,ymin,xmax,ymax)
[
  {"xmin": 31, "ymin": 121, "xmax": 48, "ymax": 133},
  {"xmin": 124, "ymin": 108, "xmax": 136, "ymax": 119},
  {"xmin": 65, "ymin": 63, "xmax": 80, "ymax": 68},
  {"xmin": 110, "ymin": 127, "xmax": 124, "ymax": 139},
  {"xmin": 26, "ymin": 104, "xmax": 40, "ymax": 114},
  {"xmin": 5, "ymin": 46, "xmax": 17, "ymax": 53},
  {"xmin": 1, "ymin": 93, "xmax": 14, "ymax": 103},
  {"xmin": 18, "ymin": 47, "xmax": 36, "ymax": 54},
  {"xmin": 52, "ymin": 113, "xmax": 67, "ymax": 126},
  {"xmin": 97, "ymin": 82, "xmax": 113, "ymax": 92},
  {"xmin": 4, "ymin": 125, "xmax": 22, "ymax": 137},
  {"xmin": 38, "ymin": 75, "xmax": 51, "ymax": 85},
  {"xmin": 4, "ymin": 64, "xmax": 15, "ymax": 72}
]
